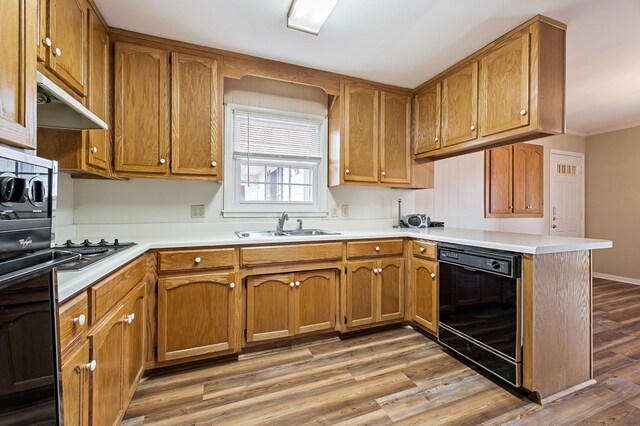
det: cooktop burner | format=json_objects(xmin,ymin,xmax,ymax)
[{"xmin": 55, "ymin": 239, "xmax": 136, "ymax": 271}]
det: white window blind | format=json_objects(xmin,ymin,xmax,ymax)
[{"xmin": 233, "ymin": 111, "xmax": 322, "ymax": 160}]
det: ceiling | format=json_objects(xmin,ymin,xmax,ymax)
[{"xmin": 95, "ymin": 0, "xmax": 640, "ymax": 135}]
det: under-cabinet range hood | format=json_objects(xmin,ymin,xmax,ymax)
[{"xmin": 36, "ymin": 71, "xmax": 108, "ymax": 130}]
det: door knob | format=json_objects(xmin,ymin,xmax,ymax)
[
  {"xmin": 420, "ymin": 247, "xmax": 425, "ymax": 253},
  {"xmin": 430, "ymin": 273, "xmax": 436, "ymax": 278},
  {"xmin": 470, "ymin": 125, "xmax": 476, "ymax": 131},
  {"xmin": 520, "ymin": 109, "xmax": 527, "ymax": 116},
  {"xmin": 90, "ymin": 147, "xmax": 98, "ymax": 154},
  {"xmin": 381, "ymin": 171, "xmax": 386, "ymax": 177},
  {"xmin": 345, "ymin": 168, "xmax": 350, "ymax": 175},
  {"xmin": 73, "ymin": 314, "xmax": 86, "ymax": 326},
  {"xmin": 290, "ymin": 282, "xmax": 295, "ymax": 287},
  {"xmin": 211, "ymin": 161, "xmax": 217, "ymax": 167},
  {"xmin": 295, "ymin": 281, "xmax": 300, "ymax": 287},
  {"xmin": 435, "ymin": 137, "xmax": 439, "ymax": 142},
  {"xmin": 159, "ymin": 158, "xmax": 166, "ymax": 165},
  {"xmin": 85, "ymin": 360, "xmax": 97, "ymax": 371},
  {"xmin": 54, "ymin": 47, "xmax": 62, "ymax": 57},
  {"xmin": 375, "ymin": 246, "xmax": 380, "ymax": 252},
  {"xmin": 194, "ymin": 257, "xmax": 202, "ymax": 264},
  {"xmin": 44, "ymin": 37, "xmax": 52, "ymax": 47},
  {"xmin": 229, "ymin": 283, "xmax": 235, "ymax": 289}
]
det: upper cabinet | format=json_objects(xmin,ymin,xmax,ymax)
[
  {"xmin": 0, "ymin": 0, "xmax": 37, "ymax": 150},
  {"xmin": 413, "ymin": 16, "xmax": 565, "ymax": 159},
  {"xmin": 329, "ymin": 82, "xmax": 433, "ymax": 189},
  {"xmin": 113, "ymin": 41, "xmax": 223, "ymax": 180}
]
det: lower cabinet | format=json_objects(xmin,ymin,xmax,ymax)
[
  {"xmin": 157, "ymin": 272, "xmax": 240, "ymax": 361},
  {"xmin": 410, "ymin": 258, "xmax": 439, "ymax": 334},
  {"xmin": 246, "ymin": 270, "xmax": 336, "ymax": 342},
  {"xmin": 346, "ymin": 258, "xmax": 404, "ymax": 328},
  {"xmin": 124, "ymin": 283, "xmax": 146, "ymax": 400},
  {"xmin": 61, "ymin": 339, "xmax": 90, "ymax": 426}
]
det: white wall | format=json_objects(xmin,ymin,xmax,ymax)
[
  {"xmin": 414, "ymin": 133, "xmax": 586, "ymax": 234},
  {"xmin": 54, "ymin": 172, "xmax": 76, "ymax": 242}
]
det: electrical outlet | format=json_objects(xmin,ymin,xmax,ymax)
[
  {"xmin": 341, "ymin": 204, "xmax": 349, "ymax": 217},
  {"xmin": 190, "ymin": 204, "xmax": 205, "ymax": 219},
  {"xmin": 331, "ymin": 205, "xmax": 340, "ymax": 217}
]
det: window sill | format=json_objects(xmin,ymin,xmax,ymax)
[{"xmin": 221, "ymin": 210, "xmax": 329, "ymax": 219}]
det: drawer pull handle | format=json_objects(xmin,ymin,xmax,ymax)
[
  {"xmin": 375, "ymin": 246, "xmax": 380, "ymax": 252},
  {"xmin": 290, "ymin": 282, "xmax": 295, "ymax": 287},
  {"xmin": 420, "ymin": 247, "xmax": 425, "ymax": 253},
  {"xmin": 73, "ymin": 314, "xmax": 86, "ymax": 326},
  {"xmin": 431, "ymin": 273, "xmax": 436, "ymax": 278},
  {"xmin": 211, "ymin": 161, "xmax": 217, "ymax": 167},
  {"xmin": 194, "ymin": 257, "xmax": 202, "ymax": 264},
  {"xmin": 85, "ymin": 360, "xmax": 97, "ymax": 372},
  {"xmin": 229, "ymin": 283, "xmax": 235, "ymax": 289},
  {"xmin": 159, "ymin": 158, "xmax": 166, "ymax": 165},
  {"xmin": 295, "ymin": 281, "xmax": 300, "ymax": 287}
]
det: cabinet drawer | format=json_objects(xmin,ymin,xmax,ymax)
[
  {"xmin": 347, "ymin": 240, "xmax": 403, "ymax": 259},
  {"xmin": 59, "ymin": 292, "xmax": 89, "ymax": 352},
  {"xmin": 241, "ymin": 243, "xmax": 343, "ymax": 267},
  {"xmin": 158, "ymin": 248, "xmax": 237, "ymax": 272},
  {"xmin": 412, "ymin": 240, "xmax": 437, "ymax": 260},
  {"xmin": 90, "ymin": 256, "xmax": 146, "ymax": 324}
]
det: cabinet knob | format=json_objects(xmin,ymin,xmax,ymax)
[
  {"xmin": 73, "ymin": 314, "xmax": 86, "ymax": 326},
  {"xmin": 345, "ymin": 168, "xmax": 350, "ymax": 175},
  {"xmin": 520, "ymin": 109, "xmax": 527, "ymax": 116},
  {"xmin": 44, "ymin": 37, "xmax": 52, "ymax": 47},
  {"xmin": 381, "ymin": 171, "xmax": 386, "ymax": 177},
  {"xmin": 159, "ymin": 158, "xmax": 166, "ymax": 165},
  {"xmin": 194, "ymin": 256, "xmax": 202, "ymax": 264},
  {"xmin": 85, "ymin": 360, "xmax": 97, "ymax": 372},
  {"xmin": 290, "ymin": 282, "xmax": 295, "ymax": 287},
  {"xmin": 295, "ymin": 281, "xmax": 300, "ymax": 287},
  {"xmin": 123, "ymin": 314, "xmax": 133, "ymax": 324},
  {"xmin": 375, "ymin": 246, "xmax": 380, "ymax": 252},
  {"xmin": 420, "ymin": 247, "xmax": 425, "ymax": 253},
  {"xmin": 470, "ymin": 125, "xmax": 476, "ymax": 131},
  {"xmin": 54, "ymin": 47, "xmax": 62, "ymax": 57},
  {"xmin": 229, "ymin": 283, "xmax": 235, "ymax": 289},
  {"xmin": 509, "ymin": 205, "xmax": 513, "ymax": 209},
  {"xmin": 130, "ymin": 313, "xmax": 135, "ymax": 322},
  {"xmin": 211, "ymin": 161, "xmax": 217, "ymax": 167},
  {"xmin": 431, "ymin": 272, "xmax": 436, "ymax": 278},
  {"xmin": 435, "ymin": 137, "xmax": 439, "ymax": 142},
  {"xmin": 373, "ymin": 268, "xmax": 378, "ymax": 274},
  {"xmin": 90, "ymin": 146, "xmax": 98, "ymax": 154}
]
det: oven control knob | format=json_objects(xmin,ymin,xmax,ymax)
[
  {"xmin": 99, "ymin": 239, "xmax": 108, "ymax": 246},
  {"xmin": 0, "ymin": 176, "xmax": 27, "ymax": 203},
  {"xmin": 114, "ymin": 239, "xmax": 120, "ymax": 246},
  {"xmin": 65, "ymin": 240, "xmax": 74, "ymax": 247},
  {"xmin": 490, "ymin": 260, "xmax": 501, "ymax": 270},
  {"xmin": 83, "ymin": 239, "xmax": 91, "ymax": 247}
]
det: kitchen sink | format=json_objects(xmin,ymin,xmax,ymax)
[{"xmin": 235, "ymin": 229, "xmax": 341, "ymax": 239}]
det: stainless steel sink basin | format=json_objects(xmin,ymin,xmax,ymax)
[{"xmin": 235, "ymin": 229, "xmax": 341, "ymax": 239}]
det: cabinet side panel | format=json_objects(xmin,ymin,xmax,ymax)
[{"xmin": 536, "ymin": 22, "xmax": 566, "ymax": 134}]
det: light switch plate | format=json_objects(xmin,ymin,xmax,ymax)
[
  {"xmin": 190, "ymin": 204, "xmax": 205, "ymax": 219},
  {"xmin": 341, "ymin": 204, "xmax": 349, "ymax": 217}
]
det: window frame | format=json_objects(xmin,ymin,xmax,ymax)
[{"xmin": 222, "ymin": 104, "xmax": 328, "ymax": 217}]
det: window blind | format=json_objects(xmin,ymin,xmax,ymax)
[{"xmin": 233, "ymin": 111, "xmax": 322, "ymax": 160}]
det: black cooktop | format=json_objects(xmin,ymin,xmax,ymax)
[{"xmin": 55, "ymin": 239, "xmax": 136, "ymax": 271}]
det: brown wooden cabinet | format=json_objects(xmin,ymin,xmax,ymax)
[
  {"xmin": 410, "ymin": 258, "xmax": 438, "ymax": 334},
  {"xmin": 123, "ymin": 283, "xmax": 146, "ymax": 400},
  {"xmin": 442, "ymin": 62, "xmax": 478, "ymax": 147},
  {"xmin": 413, "ymin": 82, "xmax": 441, "ymax": 155},
  {"xmin": 157, "ymin": 272, "xmax": 240, "ymax": 361},
  {"xmin": 0, "ymin": 0, "xmax": 37, "ymax": 150},
  {"xmin": 345, "ymin": 258, "xmax": 404, "ymax": 328},
  {"xmin": 61, "ymin": 339, "xmax": 90, "ymax": 426},
  {"xmin": 343, "ymin": 84, "xmax": 379, "ymax": 183},
  {"xmin": 246, "ymin": 270, "xmax": 336, "ymax": 342},
  {"xmin": 485, "ymin": 143, "xmax": 543, "ymax": 217},
  {"xmin": 380, "ymin": 92, "xmax": 411, "ymax": 184}
]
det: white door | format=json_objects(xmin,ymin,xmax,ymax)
[{"xmin": 550, "ymin": 151, "xmax": 584, "ymax": 237}]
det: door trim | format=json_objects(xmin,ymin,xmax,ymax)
[{"xmin": 549, "ymin": 150, "xmax": 585, "ymax": 237}]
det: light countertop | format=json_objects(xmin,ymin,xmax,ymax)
[{"xmin": 56, "ymin": 227, "xmax": 612, "ymax": 302}]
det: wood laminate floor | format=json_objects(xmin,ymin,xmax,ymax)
[{"xmin": 123, "ymin": 279, "xmax": 640, "ymax": 425}]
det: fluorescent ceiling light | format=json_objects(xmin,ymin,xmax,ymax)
[{"xmin": 287, "ymin": 0, "xmax": 338, "ymax": 35}]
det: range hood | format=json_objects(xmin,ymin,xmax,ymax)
[{"xmin": 36, "ymin": 71, "xmax": 108, "ymax": 130}]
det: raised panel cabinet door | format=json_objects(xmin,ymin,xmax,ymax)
[
  {"xmin": 413, "ymin": 82, "xmax": 441, "ymax": 155},
  {"xmin": 294, "ymin": 270, "xmax": 336, "ymax": 335},
  {"xmin": 36, "ymin": 0, "xmax": 47, "ymax": 62},
  {"xmin": 114, "ymin": 42, "xmax": 170, "ymax": 174},
  {"xmin": 380, "ymin": 92, "xmax": 411, "ymax": 184},
  {"xmin": 88, "ymin": 305, "xmax": 126, "ymax": 426},
  {"xmin": 123, "ymin": 283, "xmax": 145, "ymax": 401},
  {"xmin": 157, "ymin": 272, "xmax": 239, "ymax": 361},
  {"xmin": 485, "ymin": 145, "xmax": 513, "ymax": 216},
  {"xmin": 86, "ymin": 9, "xmax": 110, "ymax": 171},
  {"xmin": 246, "ymin": 274, "xmax": 295, "ymax": 342},
  {"xmin": 48, "ymin": 0, "xmax": 87, "ymax": 95},
  {"xmin": 411, "ymin": 258, "xmax": 438, "ymax": 333},
  {"xmin": 61, "ymin": 339, "xmax": 90, "ymax": 426},
  {"xmin": 479, "ymin": 31, "xmax": 530, "ymax": 137},
  {"xmin": 513, "ymin": 143, "xmax": 543, "ymax": 215},
  {"xmin": 346, "ymin": 261, "xmax": 376, "ymax": 327},
  {"xmin": 343, "ymin": 84, "xmax": 379, "ymax": 183},
  {"xmin": 442, "ymin": 62, "xmax": 478, "ymax": 147},
  {"xmin": 379, "ymin": 258, "xmax": 404, "ymax": 322},
  {"xmin": 0, "ymin": 0, "xmax": 36, "ymax": 149},
  {"xmin": 171, "ymin": 52, "xmax": 222, "ymax": 177}
]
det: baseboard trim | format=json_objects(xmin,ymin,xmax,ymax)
[{"xmin": 593, "ymin": 272, "xmax": 640, "ymax": 286}]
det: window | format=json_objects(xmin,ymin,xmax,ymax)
[{"xmin": 223, "ymin": 105, "xmax": 328, "ymax": 216}]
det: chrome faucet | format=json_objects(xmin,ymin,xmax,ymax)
[
  {"xmin": 276, "ymin": 212, "xmax": 289, "ymax": 232},
  {"xmin": 297, "ymin": 219, "xmax": 304, "ymax": 231}
]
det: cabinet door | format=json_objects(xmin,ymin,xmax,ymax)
[
  {"xmin": 86, "ymin": 9, "xmax": 110, "ymax": 171},
  {"xmin": 442, "ymin": 62, "xmax": 478, "ymax": 147},
  {"xmin": 61, "ymin": 339, "xmax": 90, "ymax": 426},
  {"xmin": 48, "ymin": 0, "xmax": 87, "ymax": 95},
  {"xmin": 379, "ymin": 258, "xmax": 404, "ymax": 322},
  {"xmin": 171, "ymin": 52, "xmax": 221, "ymax": 177},
  {"xmin": 37, "ymin": 0, "xmax": 47, "ymax": 62},
  {"xmin": 343, "ymin": 84, "xmax": 379, "ymax": 183},
  {"xmin": 346, "ymin": 261, "xmax": 376, "ymax": 327},
  {"xmin": 246, "ymin": 274, "xmax": 295, "ymax": 342},
  {"xmin": 114, "ymin": 42, "xmax": 170, "ymax": 174},
  {"xmin": 411, "ymin": 258, "xmax": 438, "ymax": 333},
  {"xmin": 89, "ymin": 305, "xmax": 125, "ymax": 426},
  {"xmin": 294, "ymin": 270, "xmax": 336, "ymax": 335},
  {"xmin": 485, "ymin": 145, "xmax": 513, "ymax": 216},
  {"xmin": 513, "ymin": 143, "xmax": 543, "ymax": 215},
  {"xmin": 479, "ymin": 31, "xmax": 530, "ymax": 137},
  {"xmin": 123, "ymin": 283, "xmax": 145, "ymax": 401},
  {"xmin": 0, "ymin": 0, "xmax": 36, "ymax": 149},
  {"xmin": 380, "ymin": 92, "xmax": 411, "ymax": 184},
  {"xmin": 158, "ymin": 272, "xmax": 239, "ymax": 361},
  {"xmin": 413, "ymin": 82, "xmax": 441, "ymax": 155}
]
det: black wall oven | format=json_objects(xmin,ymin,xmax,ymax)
[
  {"xmin": 0, "ymin": 146, "xmax": 79, "ymax": 425},
  {"xmin": 438, "ymin": 243, "xmax": 522, "ymax": 387}
]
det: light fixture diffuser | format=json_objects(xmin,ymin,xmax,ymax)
[{"xmin": 287, "ymin": 0, "xmax": 338, "ymax": 35}]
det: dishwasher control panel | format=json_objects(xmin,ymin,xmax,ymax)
[{"xmin": 438, "ymin": 244, "xmax": 520, "ymax": 278}]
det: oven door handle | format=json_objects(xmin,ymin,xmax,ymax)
[{"xmin": 0, "ymin": 250, "xmax": 80, "ymax": 288}]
